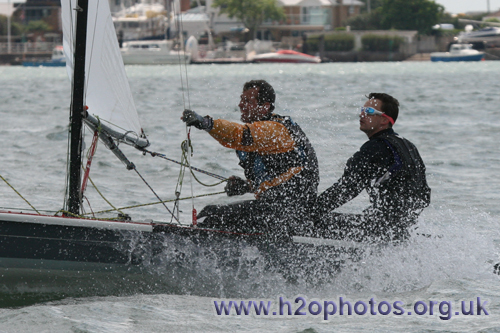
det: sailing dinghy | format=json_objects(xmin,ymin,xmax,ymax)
[{"xmin": 0, "ymin": 0, "xmax": 361, "ymax": 287}]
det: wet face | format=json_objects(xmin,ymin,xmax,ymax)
[
  {"xmin": 359, "ymin": 98, "xmax": 388, "ymax": 137},
  {"xmin": 238, "ymin": 87, "xmax": 270, "ymax": 123}
]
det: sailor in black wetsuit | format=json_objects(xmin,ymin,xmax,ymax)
[{"xmin": 313, "ymin": 93, "xmax": 430, "ymax": 242}]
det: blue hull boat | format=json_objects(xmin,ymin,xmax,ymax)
[
  {"xmin": 22, "ymin": 60, "xmax": 66, "ymax": 67},
  {"xmin": 430, "ymin": 44, "xmax": 485, "ymax": 62},
  {"xmin": 430, "ymin": 54, "xmax": 484, "ymax": 62},
  {"xmin": 23, "ymin": 45, "xmax": 66, "ymax": 67}
]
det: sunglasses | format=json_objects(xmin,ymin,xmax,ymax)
[{"xmin": 360, "ymin": 107, "xmax": 394, "ymax": 125}]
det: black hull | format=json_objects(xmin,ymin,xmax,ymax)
[
  {"xmin": 0, "ymin": 211, "xmax": 157, "ymax": 272},
  {"xmin": 0, "ymin": 210, "xmax": 362, "ymax": 306},
  {"xmin": 0, "ymin": 221, "xmax": 143, "ymax": 267},
  {"xmin": 0, "ymin": 211, "xmax": 290, "ymax": 274},
  {"xmin": 0, "ymin": 211, "xmax": 361, "ymax": 271}
]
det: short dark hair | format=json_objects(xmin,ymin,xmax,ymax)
[
  {"xmin": 243, "ymin": 80, "xmax": 275, "ymax": 112},
  {"xmin": 367, "ymin": 92, "xmax": 399, "ymax": 125}
]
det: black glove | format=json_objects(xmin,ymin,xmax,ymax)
[
  {"xmin": 225, "ymin": 176, "xmax": 251, "ymax": 196},
  {"xmin": 182, "ymin": 109, "xmax": 213, "ymax": 131}
]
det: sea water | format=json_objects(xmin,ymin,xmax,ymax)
[{"xmin": 0, "ymin": 61, "xmax": 500, "ymax": 331}]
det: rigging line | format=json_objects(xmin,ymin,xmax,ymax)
[
  {"xmin": 177, "ymin": 54, "xmax": 187, "ymax": 109},
  {"xmin": 132, "ymin": 168, "xmax": 180, "ymax": 224},
  {"xmin": 171, "ymin": 143, "xmax": 189, "ymax": 223},
  {"xmin": 0, "ymin": 206, "xmax": 91, "ymax": 218},
  {"xmin": 80, "ymin": 122, "xmax": 98, "ymax": 197},
  {"xmin": 171, "ymin": 157, "xmax": 185, "ymax": 223},
  {"xmin": 86, "ymin": 172, "xmax": 126, "ymax": 217},
  {"xmin": 171, "ymin": 166, "xmax": 184, "ymax": 223},
  {"xmin": 177, "ymin": 9, "xmax": 191, "ymax": 109},
  {"xmin": 183, "ymin": 130, "xmax": 196, "ymax": 212},
  {"xmin": 141, "ymin": 148, "xmax": 227, "ymax": 181},
  {"xmin": 0, "ymin": 206, "xmax": 57, "ymax": 214},
  {"xmin": 0, "ymin": 174, "xmax": 40, "ymax": 214},
  {"xmin": 87, "ymin": 191, "xmax": 225, "ymax": 215},
  {"xmin": 173, "ymin": 0, "xmax": 189, "ymax": 110},
  {"xmin": 180, "ymin": 145, "xmax": 226, "ymax": 187},
  {"xmin": 54, "ymin": 209, "xmax": 127, "ymax": 221},
  {"xmin": 83, "ymin": 195, "xmax": 95, "ymax": 218}
]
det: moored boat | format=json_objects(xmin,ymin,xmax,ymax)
[
  {"xmin": 430, "ymin": 44, "xmax": 485, "ymax": 62},
  {"xmin": 22, "ymin": 45, "xmax": 66, "ymax": 67},
  {"xmin": 457, "ymin": 27, "xmax": 500, "ymax": 43},
  {"xmin": 120, "ymin": 39, "xmax": 191, "ymax": 65},
  {"xmin": 251, "ymin": 50, "xmax": 321, "ymax": 63}
]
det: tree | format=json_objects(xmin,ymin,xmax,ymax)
[
  {"xmin": 212, "ymin": 0, "xmax": 285, "ymax": 39},
  {"xmin": 190, "ymin": 0, "xmax": 206, "ymax": 8},
  {"xmin": 358, "ymin": 0, "xmax": 383, "ymax": 14},
  {"xmin": 25, "ymin": 20, "xmax": 51, "ymax": 33},
  {"xmin": 344, "ymin": 11, "xmax": 384, "ymax": 30},
  {"xmin": 0, "ymin": 15, "xmax": 24, "ymax": 36},
  {"xmin": 485, "ymin": 18, "xmax": 500, "ymax": 23},
  {"xmin": 380, "ymin": 0, "xmax": 444, "ymax": 34}
]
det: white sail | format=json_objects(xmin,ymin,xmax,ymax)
[{"xmin": 61, "ymin": 0, "xmax": 146, "ymax": 143}]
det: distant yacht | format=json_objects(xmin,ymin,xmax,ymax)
[
  {"xmin": 121, "ymin": 40, "xmax": 191, "ymax": 65},
  {"xmin": 457, "ymin": 27, "xmax": 500, "ymax": 43}
]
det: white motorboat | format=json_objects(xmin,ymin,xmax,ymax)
[
  {"xmin": 22, "ymin": 45, "xmax": 66, "ymax": 67},
  {"xmin": 457, "ymin": 27, "xmax": 500, "ymax": 43},
  {"xmin": 251, "ymin": 50, "xmax": 321, "ymax": 63},
  {"xmin": 430, "ymin": 44, "xmax": 485, "ymax": 62},
  {"xmin": 120, "ymin": 40, "xmax": 191, "ymax": 65}
]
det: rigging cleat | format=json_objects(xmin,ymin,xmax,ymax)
[{"xmin": 117, "ymin": 213, "xmax": 131, "ymax": 221}]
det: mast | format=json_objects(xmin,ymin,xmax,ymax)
[{"xmin": 67, "ymin": 0, "xmax": 89, "ymax": 215}]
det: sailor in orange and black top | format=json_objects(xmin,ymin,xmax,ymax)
[{"xmin": 181, "ymin": 80, "xmax": 319, "ymax": 235}]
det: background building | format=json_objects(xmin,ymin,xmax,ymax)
[{"xmin": 260, "ymin": 0, "xmax": 364, "ymax": 40}]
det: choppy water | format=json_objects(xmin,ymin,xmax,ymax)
[{"xmin": 0, "ymin": 61, "xmax": 500, "ymax": 331}]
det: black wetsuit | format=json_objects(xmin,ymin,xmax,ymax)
[{"xmin": 313, "ymin": 128, "xmax": 430, "ymax": 242}]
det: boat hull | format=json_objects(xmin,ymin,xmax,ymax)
[
  {"xmin": 121, "ymin": 53, "xmax": 191, "ymax": 65},
  {"xmin": 22, "ymin": 61, "xmax": 66, "ymax": 67},
  {"xmin": 252, "ymin": 52, "xmax": 321, "ymax": 64},
  {"xmin": 0, "ymin": 211, "xmax": 358, "ymax": 276},
  {"xmin": 120, "ymin": 40, "xmax": 191, "ymax": 65},
  {"xmin": 0, "ymin": 210, "xmax": 369, "ymax": 306},
  {"xmin": 0, "ymin": 211, "xmax": 155, "ymax": 273},
  {"xmin": 457, "ymin": 27, "xmax": 500, "ymax": 43},
  {"xmin": 253, "ymin": 57, "xmax": 319, "ymax": 63},
  {"xmin": 430, "ymin": 53, "xmax": 484, "ymax": 62},
  {"xmin": 0, "ymin": 211, "xmax": 281, "ymax": 274}
]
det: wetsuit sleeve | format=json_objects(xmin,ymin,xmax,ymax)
[
  {"xmin": 315, "ymin": 140, "xmax": 391, "ymax": 215},
  {"xmin": 208, "ymin": 119, "xmax": 296, "ymax": 154}
]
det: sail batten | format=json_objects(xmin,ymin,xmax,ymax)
[{"xmin": 61, "ymin": 0, "xmax": 146, "ymax": 142}]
